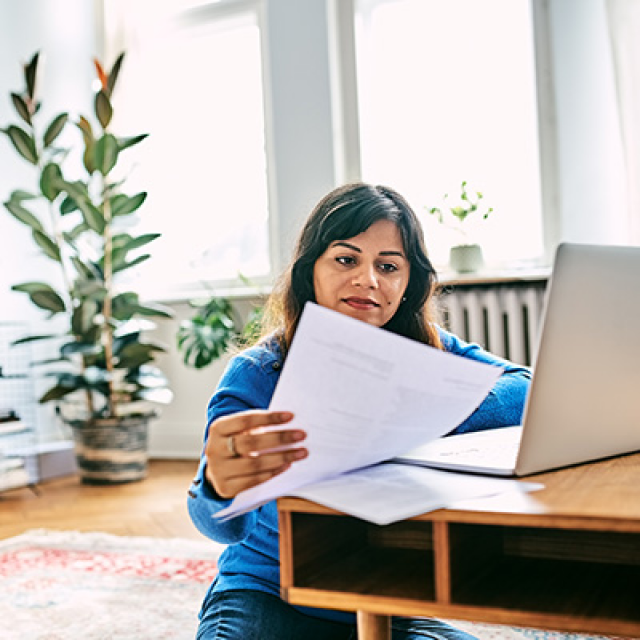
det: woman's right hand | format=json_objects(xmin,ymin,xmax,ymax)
[{"xmin": 204, "ymin": 410, "xmax": 308, "ymax": 499}]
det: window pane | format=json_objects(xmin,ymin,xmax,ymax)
[
  {"xmin": 110, "ymin": 5, "xmax": 269, "ymax": 297},
  {"xmin": 355, "ymin": 0, "xmax": 544, "ymax": 267}
]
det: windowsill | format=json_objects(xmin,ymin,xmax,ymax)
[{"xmin": 437, "ymin": 264, "xmax": 551, "ymax": 286}]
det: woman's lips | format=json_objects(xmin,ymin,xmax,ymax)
[{"xmin": 343, "ymin": 297, "xmax": 380, "ymax": 310}]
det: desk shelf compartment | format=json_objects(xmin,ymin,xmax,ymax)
[
  {"xmin": 447, "ymin": 522, "xmax": 640, "ymax": 625},
  {"xmin": 281, "ymin": 512, "xmax": 435, "ymax": 601}
]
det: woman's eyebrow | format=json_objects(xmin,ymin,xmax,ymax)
[
  {"xmin": 332, "ymin": 241, "xmax": 361, "ymax": 252},
  {"xmin": 380, "ymin": 250, "xmax": 406, "ymax": 258}
]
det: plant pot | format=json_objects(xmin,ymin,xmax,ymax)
[
  {"xmin": 69, "ymin": 413, "xmax": 155, "ymax": 485},
  {"xmin": 449, "ymin": 244, "xmax": 484, "ymax": 273}
]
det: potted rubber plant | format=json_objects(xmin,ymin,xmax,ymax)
[
  {"xmin": 1, "ymin": 51, "xmax": 174, "ymax": 484},
  {"xmin": 428, "ymin": 180, "xmax": 493, "ymax": 273}
]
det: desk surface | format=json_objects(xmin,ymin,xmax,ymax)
[{"xmin": 278, "ymin": 452, "xmax": 640, "ymax": 638}]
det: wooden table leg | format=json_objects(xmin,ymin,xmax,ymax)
[{"xmin": 356, "ymin": 611, "xmax": 391, "ymax": 640}]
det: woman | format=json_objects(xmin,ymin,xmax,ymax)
[{"xmin": 188, "ymin": 183, "xmax": 531, "ymax": 639}]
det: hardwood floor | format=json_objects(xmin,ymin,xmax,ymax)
[{"xmin": 0, "ymin": 459, "xmax": 205, "ymax": 541}]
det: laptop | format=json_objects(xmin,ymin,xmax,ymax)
[{"xmin": 395, "ymin": 242, "xmax": 640, "ymax": 477}]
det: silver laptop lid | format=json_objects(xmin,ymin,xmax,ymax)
[{"xmin": 516, "ymin": 243, "xmax": 640, "ymax": 475}]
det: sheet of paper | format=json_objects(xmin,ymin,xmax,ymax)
[
  {"xmin": 216, "ymin": 302, "xmax": 503, "ymax": 520},
  {"xmin": 293, "ymin": 463, "xmax": 543, "ymax": 525}
]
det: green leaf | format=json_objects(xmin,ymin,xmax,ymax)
[
  {"xmin": 71, "ymin": 256, "xmax": 98, "ymax": 280},
  {"xmin": 7, "ymin": 125, "xmax": 37, "ymax": 164},
  {"xmin": 183, "ymin": 326, "xmax": 231, "ymax": 368},
  {"xmin": 64, "ymin": 222, "xmax": 90, "ymax": 244},
  {"xmin": 116, "ymin": 342, "xmax": 164, "ymax": 369},
  {"xmin": 30, "ymin": 290, "xmax": 66, "ymax": 313},
  {"xmin": 76, "ymin": 116, "xmax": 95, "ymax": 143},
  {"xmin": 40, "ymin": 384, "xmax": 78, "ymax": 404},
  {"xmin": 117, "ymin": 133, "xmax": 148, "ymax": 152},
  {"xmin": 112, "ymin": 253, "xmax": 150, "ymax": 274},
  {"xmin": 117, "ymin": 232, "xmax": 160, "ymax": 252},
  {"xmin": 43, "ymin": 113, "xmax": 68, "ymax": 147},
  {"xmin": 94, "ymin": 133, "xmax": 118, "ymax": 175},
  {"xmin": 106, "ymin": 52, "xmax": 125, "ymax": 98},
  {"xmin": 74, "ymin": 279, "xmax": 106, "ymax": 299},
  {"xmin": 11, "ymin": 93, "xmax": 31, "ymax": 124},
  {"xmin": 30, "ymin": 356, "xmax": 71, "ymax": 366},
  {"xmin": 12, "ymin": 282, "xmax": 56, "ymax": 294},
  {"xmin": 32, "ymin": 230, "xmax": 62, "ymax": 261},
  {"xmin": 450, "ymin": 206, "xmax": 468, "ymax": 221},
  {"xmin": 71, "ymin": 300, "xmax": 99, "ymax": 335},
  {"xmin": 60, "ymin": 341, "xmax": 102, "ymax": 357},
  {"xmin": 83, "ymin": 142, "xmax": 96, "ymax": 174},
  {"xmin": 111, "ymin": 292, "xmax": 139, "ymax": 320},
  {"xmin": 76, "ymin": 199, "xmax": 106, "ymax": 233},
  {"xmin": 40, "ymin": 162, "xmax": 64, "ymax": 201},
  {"xmin": 11, "ymin": 333, "xmax": 61, "ymax": 346},
  {"xmin": 59, "ymin": 180, "xmax": 90, "ymax": 203},
  {"xmin": 4, "ymin": 199, "xmax": 44, "ymax": 233},
  {"xmin": 95, "ymin": 90, "xmax": 113, "ymax": 129},
  {"xmin": 8, "ymin": 190, "xmax": 37, "ymax": 201},
  {"xmin": 25, "ymin": 51, "xmax": 40, "ymax": 100},
  {"xmin": 60, "ymin": 195, "xmax": 79, "ymax": 215},
  {"xmin": 133, "ymin": 301, "xmax": 174, "ymax": 319},
  {"xmin": 12, "ymin": 282, "xmax": 65, "ymax": 313},
  {"xmin": 113, "ymin": 331, "xmax": 142, "ymax": 355},
  {"xmin": 111, "ymin": 192, "xmax": 147, "ymax": 216}
]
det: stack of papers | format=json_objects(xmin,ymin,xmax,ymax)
[{"xmin": 216, "ymin": 303, "xmax": 541, "ymax": 524}]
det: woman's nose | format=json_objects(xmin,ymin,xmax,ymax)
[{"xmin": 352, "ymin": 264, "xmax": 378, "ymax": 288}]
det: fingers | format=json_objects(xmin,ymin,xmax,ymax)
[
  {"xmin": 204, "ymin": 410, "xmax": 308, "ymax": 499},
  {"xmin": 212, "ymin": 410, "xmax": 302, "ymax": 459},
  {"xmin": 210, "ymin": 447, "xmax": 308, "ymax": 499},
  {"xmin": 216, "ymin": 410, "xmax": 294, "ymax": 438}
]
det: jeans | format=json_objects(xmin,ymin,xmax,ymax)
[{"xmin": 196, "ymin": 589, "xmax": 479, "ymax": 640}]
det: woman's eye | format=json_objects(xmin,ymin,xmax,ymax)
[
  {"xmin": 336, "ymin": 256, "xmax": 356, "ymax": 266},
  {"xmin": 378, "ymin": 262, "xmax": 398, "ymax": 273}
]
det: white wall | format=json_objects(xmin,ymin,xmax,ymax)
[{"xmin": 545, "ymin": 0, "xmax": 628, "ymax": 247}]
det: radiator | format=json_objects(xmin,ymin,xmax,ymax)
[{"xmin": 438, "ymin": 279, "xmax": 548, "ymax": 366}]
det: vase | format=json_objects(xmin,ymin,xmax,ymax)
[
  {"xmin": 69, "ymin": 413, "xmax": 155, "ymax": 484},
  {"xmin": 449, "ymin": 244, "xmax": 484, "ymax": 273}
]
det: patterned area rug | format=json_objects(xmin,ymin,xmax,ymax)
[
  {"xmin": 447, "ymin": 620, "xmax": 630, "ymax": 640},
  {"xmin": 0, "ymin": 529, "xmax": 223, "ymax": 640},
  {"xmin": 0, "ymin": 529, "xmax": 632, "ymax": 640}
]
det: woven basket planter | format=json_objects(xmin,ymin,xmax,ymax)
[{"xmin": 69, "ymin": 414, "xmax": 154, "ymax": 485}]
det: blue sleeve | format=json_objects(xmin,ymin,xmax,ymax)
[
  {"xmin": 439, "ymin": 328, "xmax": 532, "ymax": 434},
  {"xmin": 187, "ymin": 347, "xmax": 280, "ymax": 544}
]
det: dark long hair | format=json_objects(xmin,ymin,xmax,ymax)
[{"xmin": 260, "ymin": 183, "xmax": 442, "ymax": 355}]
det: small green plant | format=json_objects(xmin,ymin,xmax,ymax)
[
  {"xmin": 1, "ymin": 51, "xmax": 173, "ymax": 419},
  {"xmin": 177, "ymin": 295, "xmax": 262, "ymax": 370},
  {"xmin": 428, "ymin": 180, "xmax": 493, "ymax": 243}
]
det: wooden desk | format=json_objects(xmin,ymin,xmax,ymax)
[{"xmin": 278, "ymin": 453, "xmax": 640, "ymax": 639}]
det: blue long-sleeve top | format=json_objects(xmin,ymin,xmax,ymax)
[{"xmin": 187, "ymin": 328, "xmax": 531, "ymax": 621}]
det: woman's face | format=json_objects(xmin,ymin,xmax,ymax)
[{"xmin": 312, "ymin": 219, "xmax": 410, "ymax": 328}]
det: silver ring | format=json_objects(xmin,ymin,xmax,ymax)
[{"xmin": 227, "ymin": 435, "xmax": 239, "ymax": 458}]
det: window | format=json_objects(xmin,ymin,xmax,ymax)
[
  {"xmin": 103, "ymin": 0, "xmax": 270, "ymax": 299},
  {"xmin": 354, "ymin": 0, "xmax": 544, "ymax": 268}
]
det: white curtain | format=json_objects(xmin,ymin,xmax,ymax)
[{"xmin": 607, "ymin": 0, "xmax": 640, "ymax": 244}]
